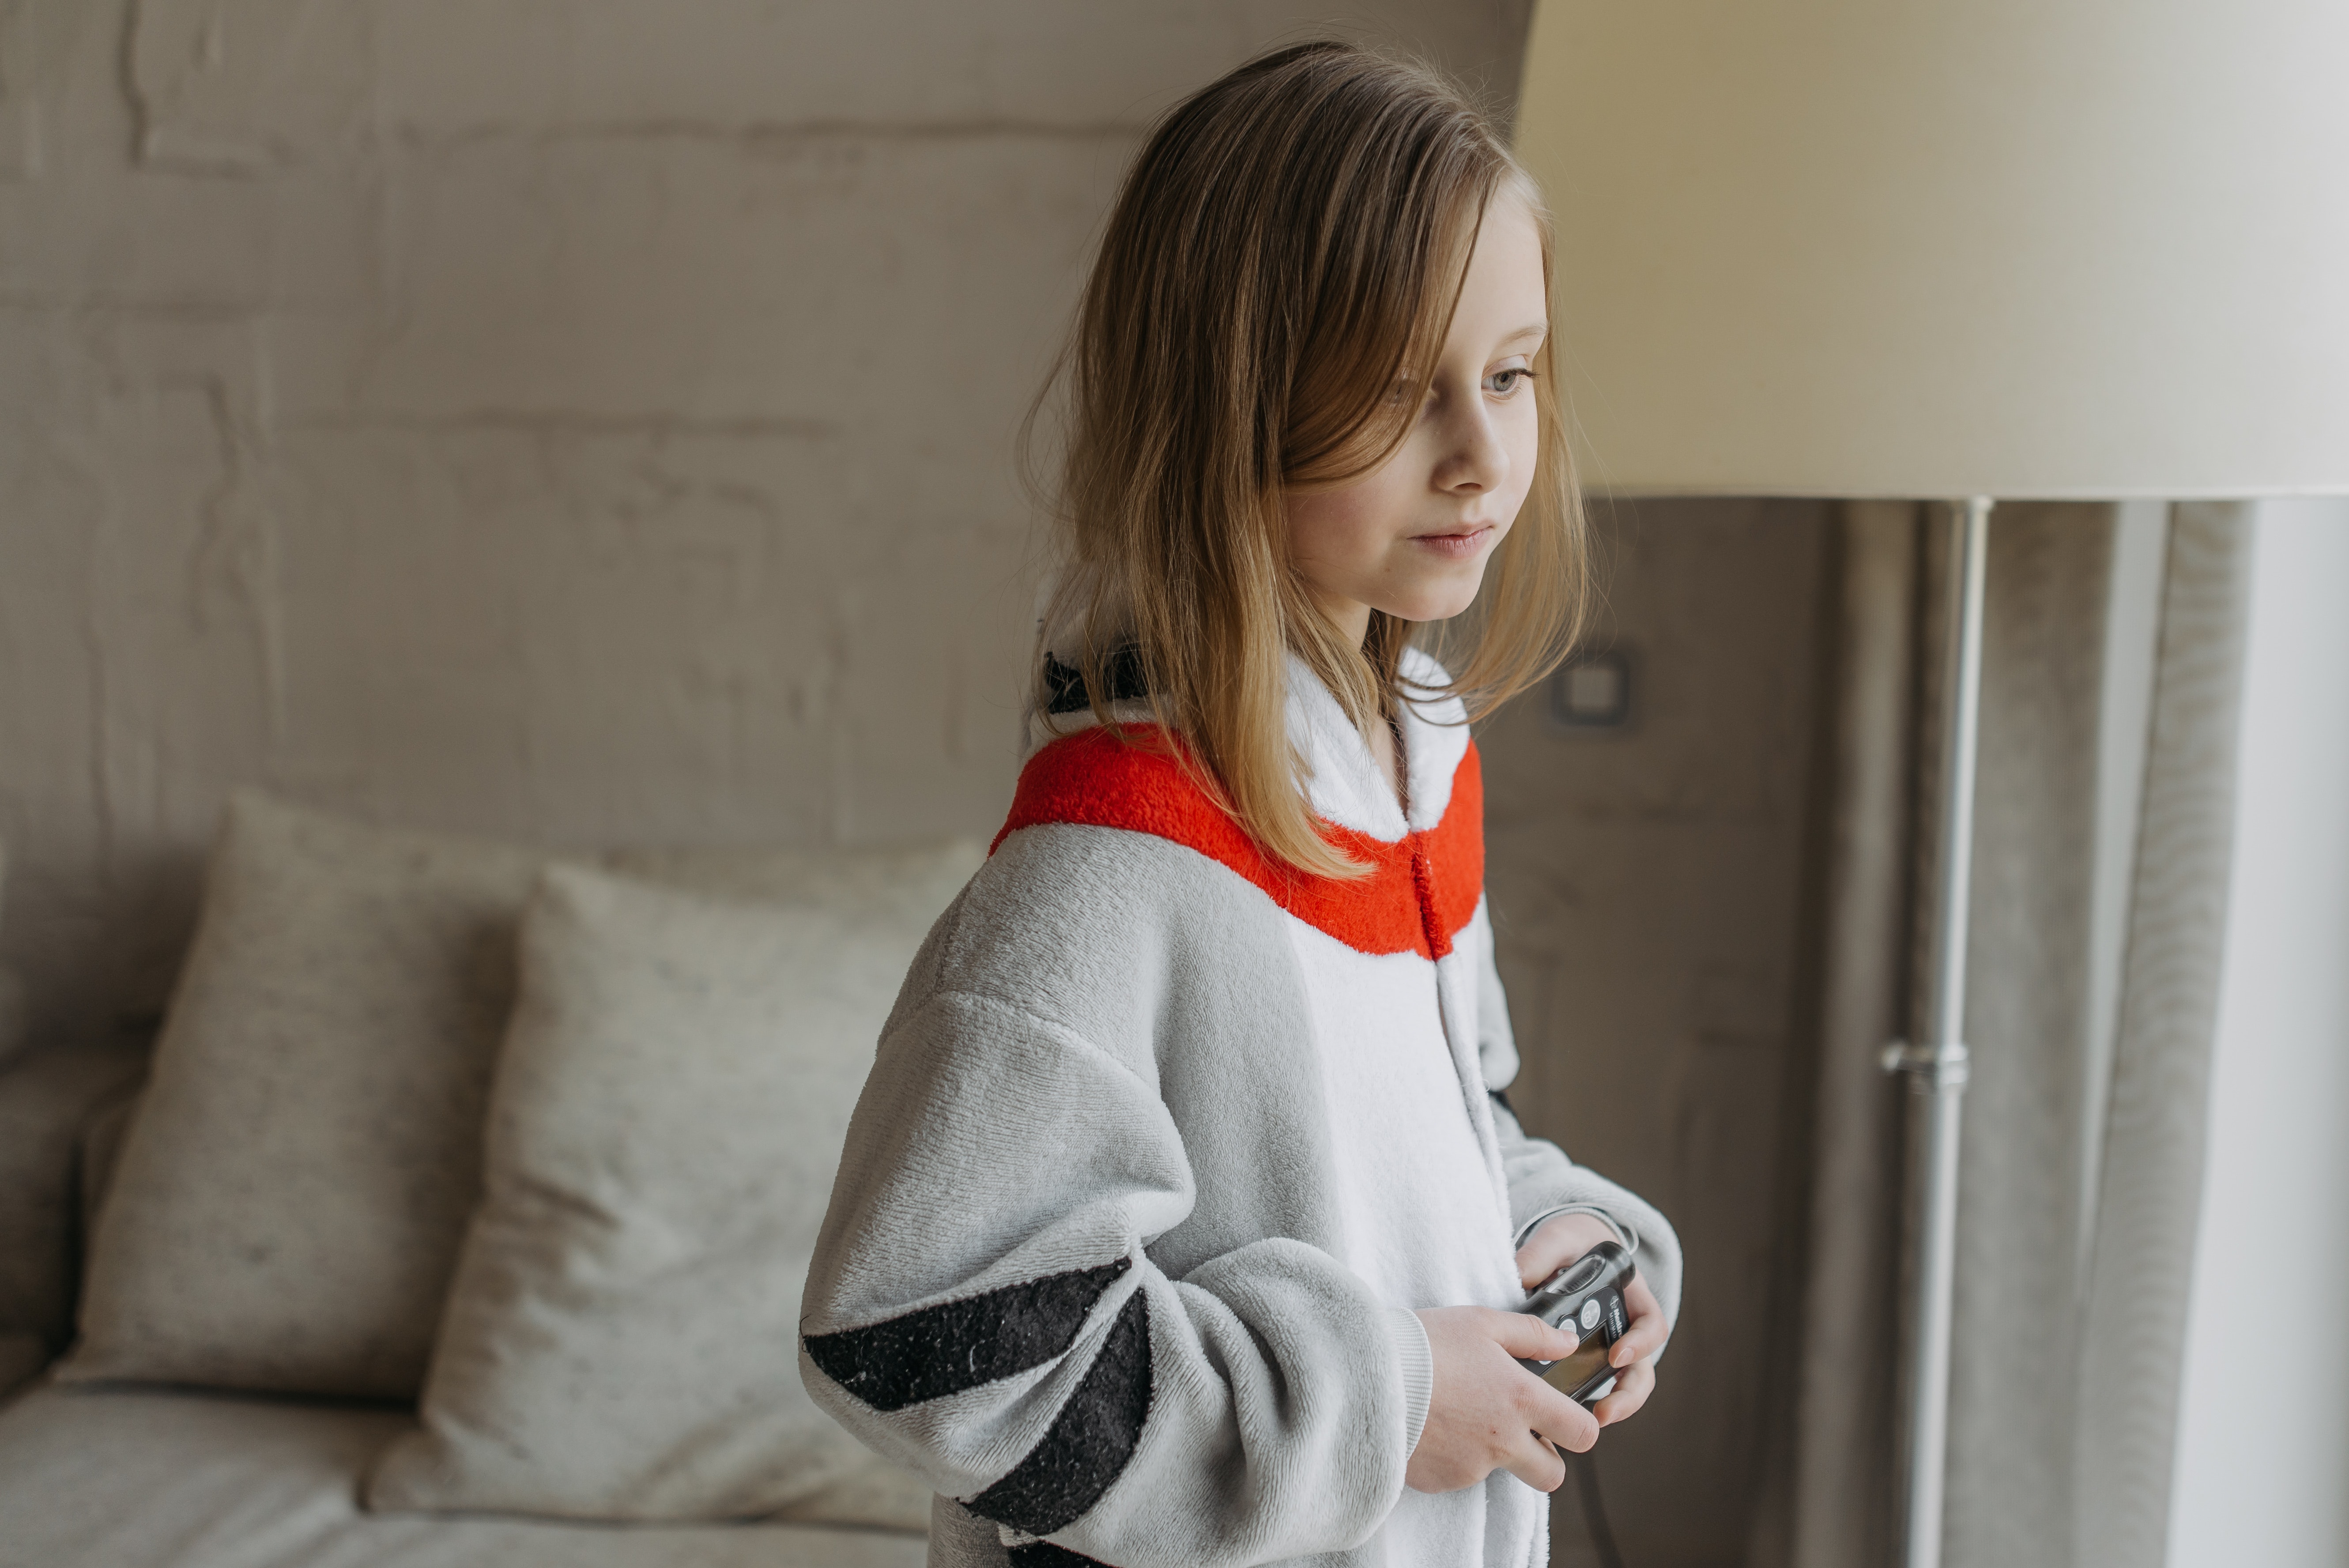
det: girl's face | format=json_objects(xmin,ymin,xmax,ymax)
[{"xmin": 1285, "ymin": 188, "xmax": 1547, "ymax": 645}]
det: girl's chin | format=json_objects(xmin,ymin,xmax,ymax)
[{"xmin": 1377, "ymin": 565, "xmax": 1492, "ymax": 625}]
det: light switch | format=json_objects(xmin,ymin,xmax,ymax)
[{"xmin": 1550, "ymin": 648, "xmax": 1633, "ymax": 731}]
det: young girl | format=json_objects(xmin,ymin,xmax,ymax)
[{"xmin": 802, "ymin": 41, "xmax": 1681, "ymax": 1568}]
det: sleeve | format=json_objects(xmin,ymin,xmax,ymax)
[
  {"xmin": 799, "ymin": 983, "xmax": 1426, "ymax": 1568},
  {"xmin": 1474, "ymin": 905, "xmax": 1685, "ymax": 1336}
]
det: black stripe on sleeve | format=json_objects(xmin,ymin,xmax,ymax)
[
  {"xmin": 1007, "ymin": 1545, "xmax": 1110, "ymax": 1568},
  {"xmin": 966, "ymin": 1286, "xmax": 1154, "ymax": 1537},
  {"xmin": 804, "ymin": 1258, "xmax": 1131, "ymax": 1413}
]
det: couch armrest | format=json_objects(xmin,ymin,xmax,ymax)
[{"xmin": 0, "ymin": 1043, "xmax": 149, "ymax": 1388}]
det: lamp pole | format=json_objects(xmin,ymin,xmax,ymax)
[{"xmin": 1882, "ymin": 498, "xmax": 1991, "ymax": 1568}]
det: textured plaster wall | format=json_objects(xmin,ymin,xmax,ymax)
[
  {"xmin": 0, "ymin": 0, "xmax": 1532, "ymax": 1050},
  {"xmin": 3, "ymin": 13, "xmax": 1828, "ymax": 1564},
  {"xmin": 1483, "ymin": 501, "xmax": 1832, "ymax": 1568}
]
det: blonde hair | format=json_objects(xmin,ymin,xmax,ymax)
[{"xmin": 1030, "ymin": 41, "xmax": 1589, "ymax": 877}]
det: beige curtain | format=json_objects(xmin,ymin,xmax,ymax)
[{"xmin": 1758, "ymin": 505, "xmax": 2253, "ymax": 1568}]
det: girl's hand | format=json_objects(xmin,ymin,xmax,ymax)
[
  {"xmin": 1406, "ymin": 1306, "xmax": 1597, "ymax": 1493},
  {"xmin": 1514, "ymin": 1212, "xmax": 1670, "ymax": 1429}
]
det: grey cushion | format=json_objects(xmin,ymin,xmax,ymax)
[
  {"xmin": 61, "ymin": 793, "xmax": 544, "ymax": 1398},
  {"xmin": 0, "ymin": 1044, "xmax": 150, "ymax": 1358},
  {"xmin": 76, "ymin": 1079, "xmax": 143, "ymax": 1245},
  {"xmin": 366, "ymin": 853, "xmax": 976, "ymax": 1526},
  {"xmin": 0, "ymin": 1384, "xmax": 928, "ymax": 1568}
]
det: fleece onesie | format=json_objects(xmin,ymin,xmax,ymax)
[{"xmin": 799, "ymin": 648, "xmax": 1684, "ymax": 1568}]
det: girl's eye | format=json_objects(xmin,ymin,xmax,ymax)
[{"xmin": 1486, "ymin": 367, "xmax": 1534, "ymax": 396}]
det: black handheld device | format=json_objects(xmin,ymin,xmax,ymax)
[{"xmin": 1515, "ymin": 1239, "xmax": 1635, "ymax": 1408}]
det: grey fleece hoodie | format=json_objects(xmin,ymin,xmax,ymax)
[{"xmin": 799, "ymin": 653, "xmax": 1682, "ymax": 1568}]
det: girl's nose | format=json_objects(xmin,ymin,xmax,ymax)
[{"xmin": 1435, "ymin": 401, "xmax": 1509, "ymax": 495}]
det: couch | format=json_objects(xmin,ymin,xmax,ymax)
[{"xmin": 0, "ymin": 795, "xmax": 981, "ymax": 1568}]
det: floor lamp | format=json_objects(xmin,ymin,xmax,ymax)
[{"xmin": 1513, "ymin": 4, "xmax": 2349, "ymax": 1564}]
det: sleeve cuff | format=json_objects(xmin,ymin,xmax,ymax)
[{"xmin": 1385, "ymin": 1307, "xmax": 1434, "ymax": 1462}]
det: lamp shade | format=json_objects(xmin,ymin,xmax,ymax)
[{"xmin": 1515, "ymin": 0, "xmax": 2349, "ymax": 498}]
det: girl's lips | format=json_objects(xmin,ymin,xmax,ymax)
[{"xmin": 1410, "ymin": 525, "xmax": 1496, "ymax": 559}]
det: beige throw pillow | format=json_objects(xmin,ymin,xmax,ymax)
[
  {"xmin": 63, "ymin": 792, "xmax": 543, "ymax": 1398},
  {"xmin": 366, "ymin": 853, "xmax": 974, "ymax": 1526}
]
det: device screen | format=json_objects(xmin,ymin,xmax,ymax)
[
  {"xmin": 1542, "ymin": 1335, "xmax": 1612, "ymax": 1397},
  {"xmin": 1539, "ymin": 1285, "xmax": 1628, "ymax": 1403}
]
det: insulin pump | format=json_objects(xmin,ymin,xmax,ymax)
[{"xmin": 1516, "ymin": 1240, "xmax": 1635, "ymax": 1407}]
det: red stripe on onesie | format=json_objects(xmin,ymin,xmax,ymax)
[{"xmin": 991, "ymin": 724, "xmax": 1484, "ymax": 960}]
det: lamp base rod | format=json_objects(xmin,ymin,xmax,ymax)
[{"xmin": 1884, "ymin": 497, "xmax": 1992, "ymax": 1568}]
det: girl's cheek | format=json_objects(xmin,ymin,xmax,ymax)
[
  {"xmin": 1323, "ymin": 484, "xmax": 1402, "ymax": 562},
  {"xmin": 1500, "ymin": 439, "xmax": 1538, "ymax": 520},
  {"xmin": 1287, "ymin": 490, "xmax": 1390, "ymax": 592}
]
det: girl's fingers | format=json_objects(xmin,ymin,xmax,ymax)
[
  {"xmin": 1525, "ymin": 1373, "xmax": 1602, "ymax": 1455},
  {"xmin": 1513, "ymin": 1211, "xmax": 1621, "ymax": 1291},
  {"xmin": 1490, "ymin": 1308, "xmax": 1579, "ymax": 1365},
  {"xmin": 1589, "ymin": 1359, "xmax": 1655, "ymax": 1426},
  {"xmin": 1502, "ymin": 1430, "xmax": 1570, "ymax": 1493},
  {"xmin": 1610, "ymin": 1276, "xmax": 1669, "ymax": 1367}
]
